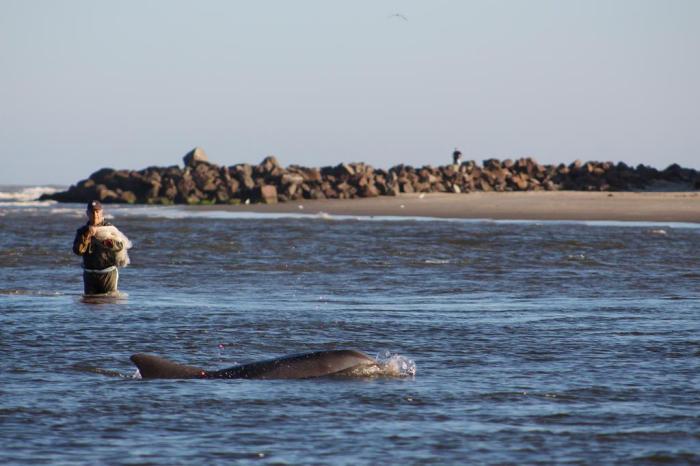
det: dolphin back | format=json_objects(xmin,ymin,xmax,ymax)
[
  {"xmin": 130, "ymin": 353, "xmax": 205, "ymax": 379},
  {"xmin": 209, "ymin": 349, "xmax": 378, "ymax": 379}
]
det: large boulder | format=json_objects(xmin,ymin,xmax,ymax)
[
  {"xmin": 257, "ymin": 185, "xmax": 278, "ymax": 204},
  {"xmin": 183, "ymin": 147, "xmax": 209, "ymax": 167},
  {"xmin": 259, "ymin": 156, "xmax": 282, "ymax": 173}
]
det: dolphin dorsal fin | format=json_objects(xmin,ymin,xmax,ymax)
[{"xmin": 130, "ymin": 353, "xmax": 205, "ymax": 379}]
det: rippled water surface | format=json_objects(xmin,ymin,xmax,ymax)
[{"xmin": 1, "ymin": 191, "xmax": 699, "ymax": 464}]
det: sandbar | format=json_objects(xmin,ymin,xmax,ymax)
[{"xmin": 188, "ymin": 191, "xmax": 700, "ymax": 223}]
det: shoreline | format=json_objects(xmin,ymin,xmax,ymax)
[{"xmin": 185, "ymin": 191, "xmax": 700, "ymax": 223}]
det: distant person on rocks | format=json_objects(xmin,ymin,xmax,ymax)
[
  {"xmin": 72, "ymin": 201, "xmax": 131, "ymax": 295},
  {"xmin": 452, "ymin": 148, "xmax": 462, "ymax": 165}
]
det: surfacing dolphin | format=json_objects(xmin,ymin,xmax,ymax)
[{"xmin": 131, "ymin": 349, "xmax": 380, "ymax": 379}]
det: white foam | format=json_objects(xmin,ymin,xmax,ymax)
[
  {"xmin": 49, "ymin": 207, "xmax": 84, "ymax": 217},
  {"xmin": 424, "ymin": 259, "xmax": 451, "ymax": 264},
  {"xmin": 0, "ymin": 200, "xmax": 57, "ymax": 207},
  {"xmin": 0, "ymin": 186, "xmax": 58, "ymax": 202},
  {"xmin": 375, "ymin": 350, "xmax": 417, "ymax": 377}
]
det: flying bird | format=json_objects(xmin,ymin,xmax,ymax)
[{"xmin": 388, "ymin": 13, "xmax": 408, "ymax": 21}]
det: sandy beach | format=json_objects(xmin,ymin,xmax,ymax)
[{"xmin": 188, "ymin": 191, "xmax": 700, "ymax": 223}]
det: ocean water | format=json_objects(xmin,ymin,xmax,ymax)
[{"xmin": 1, "ymin": 186, "xmax": 699, "ymax": 465}]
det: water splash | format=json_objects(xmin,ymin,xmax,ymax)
[
  {"xmin": 375, "ymin": 350, "xmax": 417, "ymax": 377},
  {"xmin": 330, "ymin": 351, "xmax": 416, "ymax": 378}
]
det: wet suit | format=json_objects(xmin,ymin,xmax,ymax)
[{"xmin": 73, "ymin": 221, "xmax": 124, "ymax": 294}]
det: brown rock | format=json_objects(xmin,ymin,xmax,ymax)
[
  {"xmin": 309, "ymin": 189, "xmax": 326, "ymax": 200},
  {"xmin": 336, "ymin": 182, "xmax": 352, "ymax": 193},
  {"xmin": 413, "ymin": 182, "xmax": 430, "ymax": 192},
  {"xmin": 483, "ymin": 159, "xmax": 501, "ymax": 170},
  {"xmin": 283, "ymin": 182, "xmax": 298, "ymax": 198},
  {"xmin": 240, "ymin": 174, "xmax": 255, "ymax": 190},
  {"xmin": 260, "ymin": 156, "xmax": 281, "ymax": 173},
  {"xmin": 119, "ymin": 191, "xmax": 137, "ymax": 203},
  {"xmin": 338, "ymin": 163, "xmax": 355, "ymax": 177},
  {"xmin": 303, "ymin": 168, "xmax": 323, "ymax": 182},
  {"xmin": 95, "ymin": 184, "xmax": 116, "ymax": 201},
  {"xmin": 160, "ymin": 178, "xmax": 178, "ymax": 200},
  {"xmin": 257, "ymin": 185, "xmax": 278, "ymax": 204},
  {"xmin": 323, "ymin": 185, "xmax": 338, "ymax": 198},
  {"xmin": 231, "ymin": 164, "xmax": 253, "ymax": 178},
  {"xmin": 359, "ymin": 184, "xmax": 380, "ymax": 197},
  {"xmin": 183, "ymin": 147, "xmax": 208, "ymax": 167},
  {"xmin": 511, "ymin": 174, "xmax": 528, "ymax": 190},
  {"xmin": 281, "ymin": 173, "xmax": 304, "ymax": 185},
  {"xmin": 193, "ymin": 163, "xmax": 218, "ymax": 192},
  {"xmin": 543, "ymin": 180, "xmax": 557, "ymax": 191},
  {"xmin": 176, "ymin": 174, "xmax": 196, "ymax": 195},
  {"xmin": 433, "ymin": 182, "xmax": 447, "ymax": 192},
  {"xmin": 215, "ymin": 188, "xmax": 230, "ymax": 203},
  {"xmin": 225, "ymin": 178, "xmax": 240, "ymax": 196}
]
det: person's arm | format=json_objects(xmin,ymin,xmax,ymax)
[{"xmin": 73, "ymin": 226, "xmax": 93, "ymax": 255}]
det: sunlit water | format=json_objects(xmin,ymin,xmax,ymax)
[{"xmin": 1, "ymin": 186, "xmax": 699, "ymax": 464}]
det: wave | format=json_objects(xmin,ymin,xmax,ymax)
[
  {"xmin": 0, "ymin": 186, "xmax": 59, "ymax": 202},
  {"xmin": 424, "ymin": 259, "xmax": 451, "ymax": 264},
  {"xmin": 111, "ymin": 207, "xmax": 700, "ymax": 229},
  {"xmin": 0, "ymin": 200, "xmax": 57, "ymax": 208},
  {"xmin": 0, "ymin": 289, "xmax": 64, "ymax": 297}
]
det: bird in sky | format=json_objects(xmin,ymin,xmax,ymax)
[{"xmin": 388, "ymin": 13, "xmax": 408, "ymax": 21}]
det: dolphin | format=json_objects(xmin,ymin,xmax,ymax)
[{"xmin": 131, "ymin": 349, "xmax": 379, "ymax": 379}]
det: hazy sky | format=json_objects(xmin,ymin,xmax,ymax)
[{"xmin": 1, "ymin": 0, "xmax": 698, "ymax": 185}]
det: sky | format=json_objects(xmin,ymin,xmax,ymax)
[{"xmin": 1, "ymin": 0, "xmax": 699, "ymax": 185}]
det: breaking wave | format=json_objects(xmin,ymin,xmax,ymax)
[{"xmin": 0, "ymin": 186, "xmax": 59, "ymax": 202}]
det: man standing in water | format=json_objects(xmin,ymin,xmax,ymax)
[{"xmin": 72, "ymin": 201, "xmax": 126, "ymax": 295}]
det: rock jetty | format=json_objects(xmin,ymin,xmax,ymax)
[{"xmin": 41, "ymin": 147, "xmax": 699, "ymax": 205}]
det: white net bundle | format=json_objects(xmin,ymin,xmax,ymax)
[{"xmin": 93, "ymin": 225, "xmax": 132, "ymax": 267}]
